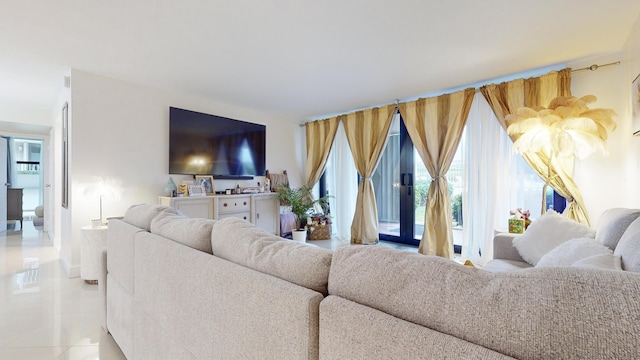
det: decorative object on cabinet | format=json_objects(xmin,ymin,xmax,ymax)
[
  {"xmin": 266, "ymin": 169, "xmax": 289, "ymax": 194},
  {"xmin": 178, "ymin": 183, "xmax": 189, "ymax": 197},
  {"xmin": 188, "ymin": 184, "xmax": 207, "ymax": 197},
  {"xmin": 195, "ymin": 175, "xmax": 215, "ymax": 195},
  {"xmin": 165, "ymin": 176, "xmax": 178, "ymax": 196}
]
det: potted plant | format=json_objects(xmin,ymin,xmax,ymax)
[{"xmin": 275, "ymin": 184, "xmax": 330, "ymax": 242}]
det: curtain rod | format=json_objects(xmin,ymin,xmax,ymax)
[
  {"xmin": 299, "ymin": 63, "xmax": 620, "ymax": 127},
  {"xmin": 571, "ymin": 61, "xmax": 620, "ymax": 73}
]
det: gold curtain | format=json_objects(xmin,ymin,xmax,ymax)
[
  {"xmin": 398, "ymin": 88, "xmax": 475, "ymax": 258},
  {"xmin": 305, "ymin": 117, "xmax": 340, "ymax": 188},
  {"xmin": 342, "ymin": 105, "xmax": 396, "ymax": 245},
  {"xmin": 479, "ymin": 68, "xmax": 590, "ymax": 225}
]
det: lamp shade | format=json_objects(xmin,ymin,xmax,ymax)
[{"xmin": 506, "ymin": 95, "xmax": 616, "ymax": 159}]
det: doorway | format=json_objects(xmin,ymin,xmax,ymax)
[{"xmin": 2, "ymin": 136, "xmax": 45, "ymax": 230}]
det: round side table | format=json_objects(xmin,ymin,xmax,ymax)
[{"xmin": 81, "ymin": 225, "xmax": 108, "ymax": 284}]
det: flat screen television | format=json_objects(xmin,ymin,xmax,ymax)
[{"xmin": 169, "ymin": 107, "xmax": 266, "ymax": 178}]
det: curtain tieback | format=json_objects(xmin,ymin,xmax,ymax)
[
  {"xmin": 566, "ymin": 196, "xmax": 575, "ymax": 203},
  {"xmin": 431, "ymin": 175, "xmax": 446, "ymax": 181}
]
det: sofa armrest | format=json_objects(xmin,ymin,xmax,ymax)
[{"xmin": 493, "ymin": 233, "xmax": 524, "ymax": 262}]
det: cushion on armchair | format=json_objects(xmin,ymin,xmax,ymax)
[
  {"xmin": 513, "ymin": 210, "xmax": 595, "ymax": 266},
  {"xmin": 613, "ymin": 217, "xmax": 640, "ymax": 272},
  {"xmin": 536, "ymin": 237, "xmax": 614, "ymax": 268},
  {"xmin": 595, "ymin": 208, "xmax": 640, "ymax": 250}
]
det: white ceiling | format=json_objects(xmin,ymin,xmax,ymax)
[{"xmin": 1, "ymin": 0, "xmax": 640, "ymax": 125}]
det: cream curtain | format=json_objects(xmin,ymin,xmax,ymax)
[
  {"xmin": 479, "ymin": 68, "xmax": 590, "ymax": 225},
  {"xmin": 305, "ymin": 117, "xmax": 340, "ymax": 189},
  {"xmin": 399, "ymin": 88, "xmax": 475, "ymax": 258},
  {"xmin": 342, "ymin": 105, "xmax": 396, "ymax": 245}
]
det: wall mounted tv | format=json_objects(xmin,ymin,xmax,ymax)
[{"xmin": 169, "ymin": 107, "xmax": 266, "ymax": 178}]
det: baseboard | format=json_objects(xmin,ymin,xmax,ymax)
[{"xmin": 59, "ymin": 255, "xmax": 81, "ymax": 278}]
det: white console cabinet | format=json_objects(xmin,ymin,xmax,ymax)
[
  {"xmin": 159, "ymin": 196, "xmax": 215, "ymax": 219},
  {"xmin": 158, "ymin": 193, "xmax": 280, "ymax": 235}
]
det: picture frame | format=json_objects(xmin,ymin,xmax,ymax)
[
  {"xmin": 188, "ymin": 184, "xmax": 207, "ymax": 197},
  {"xmin": 61, "ymin": 102, "xmax": 69, "ymax": 208},
  {"xmin": 632, "ymin": 73, "xmax": 640, "ymax": 136},
  {"xmin": 195, "ymin": 175, "xmax": 215, "ymax": 195}
]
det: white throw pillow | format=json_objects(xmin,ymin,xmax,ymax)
[
  {"xmin": 572, "ymin": 254, "xmax": 622, "ymax": 271},
  {"xmin": 536, "ymin": 237, "xmax": 613, "ymax": 267},
  {"xmin": 513, "ymin": 210, "xmax": 595, "ymax": 266}
]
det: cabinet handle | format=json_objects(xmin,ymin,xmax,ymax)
[
  {"xmin": 244, "ymin": 201, "xmax": 247, "ymax": 206},
  {"xmin": 223, "ymin": 203, "xmax": 228, "ymax": 207},
  {"xmin": 243, "ymin": 216, "xmax": 247, "ymax": 220},
  {"xmin": 257, "ymin": 213, "xmax": 260, "ymax": 219}
]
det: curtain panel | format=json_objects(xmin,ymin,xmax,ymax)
[
  {"xmin": 305, "ymin": 117, "xmax": 340, "ymax": 189},
  {"xmin": 479, "ymin": 68, "xmax": 590, "ymax": 225},
  {"xmin": 342, "ymin": 105, "xmax": 396, "ymax": 245},
  {"xmin": 399, "ymin": 88, "xmax": 475, "ymax": 258}
]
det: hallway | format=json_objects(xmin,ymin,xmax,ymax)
[{"xmin": 0, "ymin": 221, "xmax": 126, "ymax": 359}]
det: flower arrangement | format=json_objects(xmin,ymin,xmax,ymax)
[
  {"xmin": 510, "ymin": 208, "xmax": 532, "ymax": 230},
  {"xmin": 305, "ymin": 212, "xmax": 332, "ymax": 240},
  {"xmin": 306, "ymin": 213, "xmax": 332, "ymax": 228},
  {"xmin": 510, "ymin": 208, "xmax": 530, "ymax": 221}
]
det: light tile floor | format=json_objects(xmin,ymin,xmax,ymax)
[{"xmin": 0, "ymin": 221, "xmax": 126, "ymax": 360}]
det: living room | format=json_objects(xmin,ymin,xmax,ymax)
[
  {"xmin": 0, "ymin": 1, "xmax": 637, "ymax": 276},
  {"xmin": 1, "ymin": 1, "xmax": 640, "ymax": 358}
]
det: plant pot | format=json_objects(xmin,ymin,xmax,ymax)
[{"xmin": 292, "ymin": 229, "xmax": 307, "ymax": 242}]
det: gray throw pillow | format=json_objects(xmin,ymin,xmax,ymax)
[
  {"xmin": 596, "ymin": 208, "xmax": 640, "ymax": 250},
  {"xmin": 613, "ymin": 217, "xmax": 640, "ymax": 272}
]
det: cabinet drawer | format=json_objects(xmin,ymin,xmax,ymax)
[
  {"xmin": 218, "ymin": 212, "xmax": 251, "ymax": 222},
  {"xmin": 218, "ymin": 196, "xmax": 251, "ymax": 214}
]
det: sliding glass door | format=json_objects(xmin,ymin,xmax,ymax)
[
  {"xmin": 373, "ymin": 113, "xmax": 465, "ymax": 248},
  {"xmin": 373, "ymin": 114, "xmax": 419, "ymax": 245}
]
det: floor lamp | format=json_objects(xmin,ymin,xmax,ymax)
[{"xmin": 506, "ymin": 95, "xmax": 616, "ymax": 215}]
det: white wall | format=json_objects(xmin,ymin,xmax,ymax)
[
  {"xmin": 571, "ymin": 12, "xmax": 640, "ymax": 227},
  {"xmin": 63, "ymin": 70, "xmax": 300, "ymax": 275}
]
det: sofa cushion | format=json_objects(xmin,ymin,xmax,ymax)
[
  {"xmin": 595, "ymin": 208, "xmax": 640, "ymax": 250},
  {"xmin": 124, "ymin": 204, "xmax": 181, "ymax": 232},
  {"xmin": 150, "ymin": 212, "xmax": 216, "ymax": 254},
  {"xmin": 328, "ymin": 246, "xmax": 640, "ymax": 360},
  {"xmin": 513, "ymin": 210, "xmax": 595, "ymax": 266},
  {"xmin": 613, "ymin": 217, "xmax": 640, "ymax": 272},
  {"xmin": 536, "ymin": 237, "xmax": 612, "ymax": 268},
  {"xmin": 210, "ymin": 217, "xmax": 332, "ymax": 295}
]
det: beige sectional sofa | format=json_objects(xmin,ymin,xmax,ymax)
[{"xmin": 101, "ymin": 204, "xmax": 640, "ymax": 359}]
